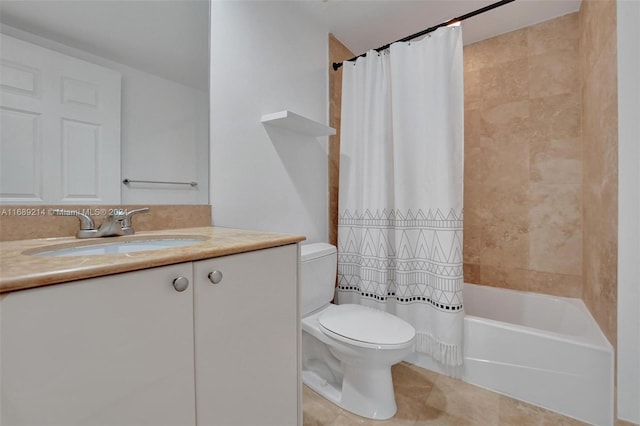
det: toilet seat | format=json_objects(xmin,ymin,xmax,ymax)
[{"xmin": 318, "ymin": 304, "xmax": 415, "ymax": 349}]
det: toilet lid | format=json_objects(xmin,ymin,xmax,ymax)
[{"xmin": 318, "ymin": 304, "xmax": 415, "ymax": 346}]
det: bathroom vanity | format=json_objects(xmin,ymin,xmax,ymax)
[{"xmin": 0, "ymin": 227, "xmax": 304, "ymax": 426}]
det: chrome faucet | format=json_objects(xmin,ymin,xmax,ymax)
[
  {"xmin": 52, "ymin": 208, "xmax": 150, "ymax": 238},
  {"xmin": 95, "ymin": 210, "xmax": 127, "ymax": 237}
]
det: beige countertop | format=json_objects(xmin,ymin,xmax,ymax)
[{"xmin": 0, "ymin": 226, "xmax": 305, "ymax": 293}]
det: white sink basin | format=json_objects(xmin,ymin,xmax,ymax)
[{"xmin": 31, "ymin": 236, "xmax": 206, "ymax": 257}]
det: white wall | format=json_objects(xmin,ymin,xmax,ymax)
[
  {"xmin": 617, "ymin": 0, "xmax": 640, "ymax": 423},
  {"xmin": 120, "ymin": 69, "xmax": 208, "ymax": 205},
  {"xmin": 1, "ymin": 25, "xmax": 209, "ymax": 205},
  {"xmin": 210, "ymin": 1, "xmax": 329, "ymax": 242}
]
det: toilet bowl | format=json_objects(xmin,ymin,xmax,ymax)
[{"xmin": 300, "ymin": 243, "xmax": 416, "ymax": 420}]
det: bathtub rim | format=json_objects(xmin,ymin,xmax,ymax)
[
  {"xmin": 464, "ymin": 314, "xmax": 613, "ymax": 353},
  {"xmin": 463, "ymin": 282, "xmax": 613, "ymax": 352}
]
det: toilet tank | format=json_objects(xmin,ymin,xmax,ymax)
[{"xmin": 300, "ymin": 243, "xmax": 337, "ymax": 316}]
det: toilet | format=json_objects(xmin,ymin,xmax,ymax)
[{"xmin": 300, "ymin": 243, "xmax": 416, "ymax": 420}]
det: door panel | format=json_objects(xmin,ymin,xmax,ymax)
[
  {"xmin": 0, "ymin": 34, "xmax": 121, "ymax": 203},
  {"xmin": 194, "ymin": 245, "xmax": 300, "ymax": 426},
  {"xmin": 0, "ymin": 264, "xmax": 196, "ymax": 426}
]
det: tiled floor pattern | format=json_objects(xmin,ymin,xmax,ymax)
[{"xmin": 303, "ymin": 362, "xmax": 588, "ymax": 426}]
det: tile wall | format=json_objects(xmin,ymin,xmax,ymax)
[
  {"xmin": 463, "ymin": 13, "xmax": 583, "ymax": 298},
  {"xmin": 0, "ymin": 205, "xmax": 212, "ymax": 241},
  {"xmin": 328, "ymin": 34, "xmax": 355, "ymax": 248},
  {"xmin": 580, "ymin": 0, "xmax": 618, "ymax": 348}
]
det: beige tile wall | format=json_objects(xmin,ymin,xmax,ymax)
[
  {"xmin": 0, "ymin": 205, "xmax": 212, "ymax": 241},
  {"xmin": 463, "ymin": 13, "xmax": 584, "ymax": 298},
  {"xmin": 328, "ymin": 34, "xmax": 355, "ymax": 248},
  {"xmin": 580, "ymin": 0, "xmax": 618, "ymax": 348}
]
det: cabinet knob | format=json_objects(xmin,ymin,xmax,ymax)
[
  {"xmin": 173, "ymin": 276, "xmax": 190, "ymax": 292},
  {"xmin": 208, "ymin": 270, "xmax": 223, "ymax": 284}
]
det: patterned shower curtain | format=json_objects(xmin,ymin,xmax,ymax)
[{"xmin": 337, "ymin": 26, "xmax": 464, "ymax": 366}]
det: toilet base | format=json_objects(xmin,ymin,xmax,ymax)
[
  {"xmin": 302, "ymin": 364, "xmax": 397, "ymax": 420},
  {"xmin": 341, "ymin": 362, "xmax": 398, "ymax": 419},
  {"xmin": 301, "ymin": 305, "xmax": 414, "ymax": 421},
  {"xmin": 303, "ymin": 370, "xmax": 342, "ymax": 406}
]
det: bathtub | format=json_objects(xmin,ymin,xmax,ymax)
[{"xmin": 406, "ymin": 283, "xmax": 614, "ymax": 426}]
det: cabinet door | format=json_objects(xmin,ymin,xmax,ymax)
[
  {"xmin": 194, "ymin": 244, "xmax": 300, "ymax": 426},
  {"xmin": 0, "ymin": 264, "xmax": 195, "ymax": 426}
]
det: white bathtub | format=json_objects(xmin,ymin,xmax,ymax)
[{"xmin": 407, "ymin": 283, "xmax": 614, "ymax": 426}]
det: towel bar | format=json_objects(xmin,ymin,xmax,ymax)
[{"xmin": 122, "ymin": 179, "xmax": 198, "ymax": 187}]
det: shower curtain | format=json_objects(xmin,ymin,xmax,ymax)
[{"xmin": 337, "ymin": 26, "xmax": 464, "ymax": 366}]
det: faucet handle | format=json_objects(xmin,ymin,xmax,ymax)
[
  {"xmin": 109, "ymin": 208, "xmax": 128, "ymax": 218},
  {"xmin": 51, "ymin": 209, "xmax": 98, "ymax": 238},
  {"xmin": 124, "ymin": 207, "xmax": 150, "ymax": 220},
  {"xmin": 121, "ymin": 207, "xmax": 150, "ymax": 234},
  {"xmin": 51, "ymin": 209, "xmax": 96, "ymax": 230}
]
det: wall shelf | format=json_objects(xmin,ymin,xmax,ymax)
[{"xmin": 261, "ymin": 110, "xmax": 336, "ymax": 137}]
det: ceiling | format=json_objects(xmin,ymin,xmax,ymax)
[
  {"xmin": 296, "ymin": 0, "xmax": 582, "ymax": 56},
  {"xmin": 0, "ymin": 0, "xmax": 581, "ymax": 91},
  {"xmin": 0, "ymin": 0, "xmax": 210, "ymax": 91}
]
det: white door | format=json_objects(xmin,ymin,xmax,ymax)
[{"xmin": 0, "ymin": 34, "xmax": 121, "ymax": 204}]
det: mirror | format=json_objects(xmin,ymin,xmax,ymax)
[{"xmin": 0, "ymin": 0, "xmax": 210, "ymax": 205}]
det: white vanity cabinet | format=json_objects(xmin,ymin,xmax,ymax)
[
  {"xmin": 0, "ymin": 263, "xmax": 196, "ymax": 426},
  {"xmin": 0, "ymin": 242, "xmax": 300, "ymax": 426},
  {"xmin": 193, "ymin": 244, "xmax": 300, "ymax": 426}
]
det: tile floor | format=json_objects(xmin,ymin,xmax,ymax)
[{"xmin": 303, "ymin": 362, "xmax": 588, "ymax": 425}]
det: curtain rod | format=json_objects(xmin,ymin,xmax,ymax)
[{"xmin": 332, "ymin": 0, "xmax": 516, "ymax": 71}]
